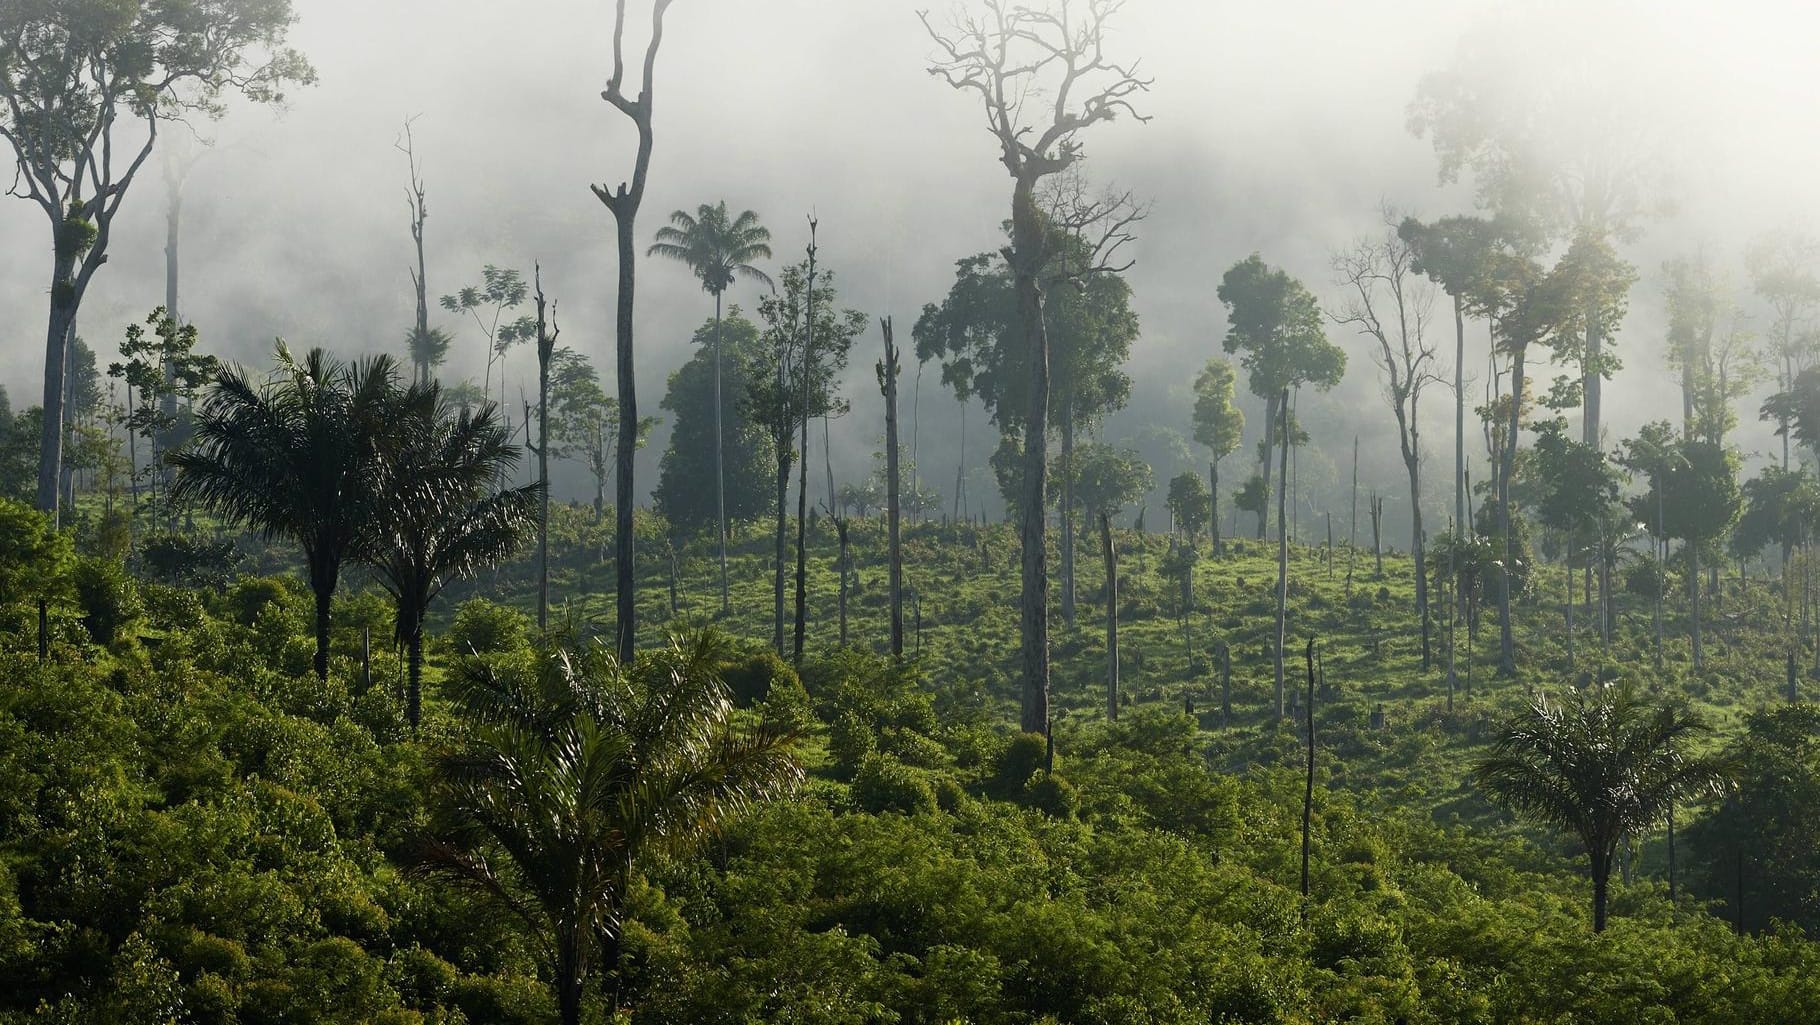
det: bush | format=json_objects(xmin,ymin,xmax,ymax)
[
  {"xmin": 1022, "ymin": 770, "xmax": 1079, "ymax": 818},
  {"xmin": 852, "ymin": 753, "xmax": 937, "ymax": 815},
  {"xmin": 224, "ymin": 576, "xmax": 302, "ymax": 628},
  {"xmin": 723, "ymin": 647, "xmax": 800, "ymax": 707},
  {"xmin": 138, "ymin": 533, "xmax": 240, "ymax": 587},
  {"xmin": 1624, "ymin": 558, "xmax": 1666, "ymax": 599},
  {"xmin": 447, "ymin": 598, "xmax": 529, "ymax": 656},
  {"xmin": 993, "ymin": 732, "xmax": 1049, "ymax": 794},
  {"xmin": 71, "ymin": 556, "xmax": 142, "ymax": 646},
  {"xmin": 828, "ymin": 711, "xmax": 876, "ymax": 780}
]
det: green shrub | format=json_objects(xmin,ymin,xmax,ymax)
[
  {"xmin": 852, "ymin": 753, "xmax": 937, "ymax": 815},
  {"xmin": 993, "ymin": 732, "xmax": 1049, "ymax": 794},
  {"xmin": 447, "ymin": 598, "xmax": 529, "ymax": 656},
  {"xmin": 723, "ymin": 647, "xmax": 799, "ymax": 706},
  {"xmin": 829, "ymin": 711, "xmax": 876, "ymax": 780},
  {"xmin": 450, "ymin": 974, "xmax": 554, "ymax": 1025},
  {"xmin": 225, "ymin": 576, "xmax": 302, "ymax": 628},
  {"xmin": 138, "ymin": 533, "xmax": 240, "ymax": 587},
  {"xmin": 1022, "ymin": 770, "xmax": 1079, "ymax": 819},
  {"xmin": 72, "ymin": 556, "xmax": 142, "ymax": 646},
  {"xmin": 391, "ymin": 946, "xmax": 458, "ymax": 1008}
]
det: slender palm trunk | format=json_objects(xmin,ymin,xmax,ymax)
[
  {"xmin": 311, "ymin": 573, "xmax": 334, "ymax": 682},
  {"xmin": 714, "ymin": 291, "xmax": 730, "ymax": 616},
  {"xmin": 1592, "ymin": 850, "xmax": 1612, "ymax": 933},
  {"xmin": 406, "ymin": 621, "xmax": 425, "ymax": 730},
  {"xmin": 556, "ymin": 936, "xmax": 583, "ymax": 1025}
]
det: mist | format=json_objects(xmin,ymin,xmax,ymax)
[{"xmin": 5, "ymin": 0, "xmax": 1819, "ymax": 537}]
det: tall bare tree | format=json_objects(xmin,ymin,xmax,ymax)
[
  {"xmin": 0, "ymin": 1, "xmax": 313, "ymax": 524},
  {"xmin": 530, "ymin": 268, "xmax": 559, "ymax": 634},
  {"xmin": 398, "ymin": 118, "xmax": 449, "ymax": 388},
  {"xmin": 880, "ymin": 317, "xmax": 906, "ymax": 659},
  {"xmin": 1334, "ymin": 220, "xmax": 1442, "ymax": 671},
  {"xmin": 921, "ymin": 0, "xmax": 1150, "ymax": 734},
  {"xmin": 591, "ymin": 0, "xmax": 677, "ymax": 662}
]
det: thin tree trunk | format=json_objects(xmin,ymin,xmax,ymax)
[
  {"xmin": 773, "ymin": 453, "xmax": 788, "ymax": 655},
  {"xmin": 1347, "ymin": 436, "xmax": 1358, "ymax": 595},
  {"xmin": 1497, "ymin": 343, "xmax": 1526, "ymax": 676},
  {"xmin": 881, "ymin": 318, "xmax": 905, "ymax": 659},
  {"xmin": 836, "ymin": 516, "xmax": 850, "ymax": 647},
  {"xmin": 1275, "ymin": 389, "xmax": 1291, "ymax": 718},
  {"xmin": 1370, "ymin": 494, "xmax": 1384, "ymax": 577},
  {"xmin": 1301, "ymin": 637, "xmax": 1316, "ymax": 899},
  {"xmin": 1407, "ymin": 443, "xmax": 1429, "ymax": 671},
  {"xmin": 953, "ymin": 398, "xmax": 968, "ymax": 522},
  {"xmin": 1102, "ymin": 512, "xmax": 1118, "ymax": 721},
  {"xmin": 1061, "ymin": 400, "xmax": 1076, "ymax": 627},
  {"xmin": 1655, "ymin": 487, "xmax": 1666, "ymax": 669},
  {"xmin": 1584, "ymin": 301, "xmax": 1602, "ymax": 447},
  {"xmin": 793, "ymin": 225, "xmax": 817, "ymax": 664},
  {"xmin": 714, "ymin": 290, "xmax": 729, "ymax": 616},
  {"xmin": 1690, "ymin": 529, "xmax": 1703, "ymax": 671},
  {"xmin": 535, "ymin": 269, "xmax": 554, "ymax": 635},
  {"xmin": 1209, "ymin": 458, "xmax": 1221, "ymax": 557},
  {"xmin": 1220, "ymin": 642, "xmax": 1232, "ymax": 725},
  {"xmin": 1565, "ymin": 543, "xmax": 1576, "ymax": 672}
]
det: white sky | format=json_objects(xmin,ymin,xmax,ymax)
[{"xmin": 4, "ymin": 0, "xmax": 1819, "ymax": 509}]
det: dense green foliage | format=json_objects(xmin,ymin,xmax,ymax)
[{"xmin": 10, "ymin": 484, "xmax": 1820, "ymax": 1021}]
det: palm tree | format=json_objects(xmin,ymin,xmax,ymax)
[
  {"xmin": 172, "ymin": 345, "xmax": 396, "ymax": 680},
  {"xmin": 1474, "ymin": 682, "xmax": 1726, "ymax": 931},
  {"xmin": 648, "ymin": 202, "xmax": 774, "ymax": 616},
  {"xmin": 417, "ymin": 631, "xmax": 800, "ymax": 1025},
  {"xmin": 359, "ymin": 382, "xmax": 540, "ymax": 728}
]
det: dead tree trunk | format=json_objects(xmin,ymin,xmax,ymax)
[
  {"xmin": 591, "ymin": 0, "xmax": 677, "ymax": 664},
  {"xmin": 532, "ymin": 268, "xmax": 557, "ymax": 634},
  {"xmin": 1369, "ymin": 493, "xmax": 1385, "ymax": 578}
]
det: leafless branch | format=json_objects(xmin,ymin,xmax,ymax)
[
  {"xmin": 1039, "ymin": 164, "xmax": 1148, "ymax": 283},
  {"xmin": 919, "ymin": 0, "xmax": 1151, "ymax": 184}
]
